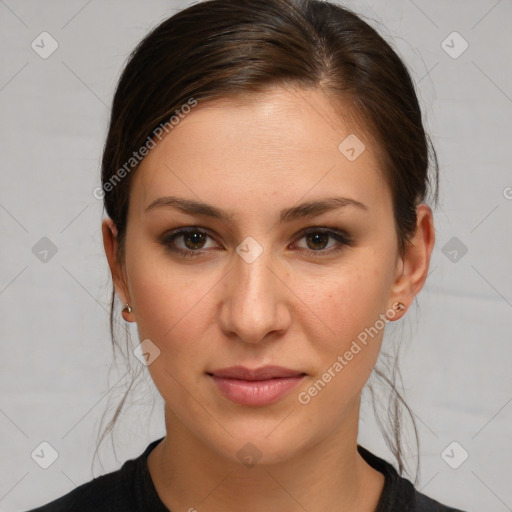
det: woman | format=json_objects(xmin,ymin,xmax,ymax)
[{"xmin": 29, "ymin": 0, "xmax": 466, "ymax": 510}]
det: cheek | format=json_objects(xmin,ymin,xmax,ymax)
[
  {"xmin": 127, "ymin": 261, "xmax": 216, "ymax": 413},
  {"xmin": 296, "ymin": 256, "xmax": 390, "ymax": 345},
  {"xmin": 291, "ymin": 254, "xmax": 392, "ymax": 399},
  {"xmin": 125, "ymin": 244, "xmax": 217, "ymax": 366}
]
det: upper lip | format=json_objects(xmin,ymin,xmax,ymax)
[{"xmin": 208, "ymin": 365, "xmax": 306, "ymax": 381}]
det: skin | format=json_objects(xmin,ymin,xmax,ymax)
[{"xmin": 102, "ymin": 86, "xmax": 435, "ymax": 512}]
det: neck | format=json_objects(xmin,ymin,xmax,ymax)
[{"xmin": 147, "ymin": 398, "xmax": 385, "ymax": 512}]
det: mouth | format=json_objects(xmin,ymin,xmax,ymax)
[
  {"xmin": 207, "ymin": 366, "xmax": 306, "ymax": 406},
  {"xmin": 208, "ymin": 365, "xmax": 305, "ymax": 380}
]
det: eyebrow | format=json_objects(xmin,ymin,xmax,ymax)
[{"xmin": 144, "ymin": 195, "xmax": 368, "ymax": 223}]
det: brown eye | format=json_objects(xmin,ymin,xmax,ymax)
[
  {"xmin": 305, "ymin": 232, "xmax": 330, "ymax": 250},
  {"xmin": 294, "ymin": 228, "xmax": 354, "ymax": 256},
  {"xmin": 160, "ymin": 228, "xmax": 218, "ymax": 258},
  {"xmin": 183, "ymin": 231, "xmax": 208, "ymax": 250},
  {"xmin": 160, "ymin": 226, "xmax": 353, "ymax": 259}
]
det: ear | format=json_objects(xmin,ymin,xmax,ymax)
[
  {"xmin": 387, "ymin": 204, "xmax": 435, "ymax": 316},
  {"xmin": 102, "ymin": 218, "xmax": 133, "ymax": 317}
]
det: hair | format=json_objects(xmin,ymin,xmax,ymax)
[{"xmin": 94, "ymin": 0, "xmax": 439, "ymax": 484}]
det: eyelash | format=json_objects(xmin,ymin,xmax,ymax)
[{"xmin": 159, "ymin": 226, "xmax": 354, "ymax": 259}]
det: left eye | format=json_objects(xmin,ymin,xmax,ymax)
[
  {"xmin": 160, "ymin": 227, "xmax": 353, "ymax": 257},
  {"xmin": 295, "ymin": 230, "xmax": 347, "ymax": 252}
]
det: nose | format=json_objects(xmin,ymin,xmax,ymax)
[{"xmin": 218, "ymin": 248, "xmax": 291, "ymax": 344}]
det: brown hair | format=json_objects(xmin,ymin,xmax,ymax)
[{"xmin": 95, "ymin": 0, "xmax": 438, "ymax": 483}]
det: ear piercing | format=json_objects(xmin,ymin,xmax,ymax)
[
  {"xmin": 384, "ymin": 301, "xmax": 406, "ymax": 321},
  {"xmin": 123, "ymin": 302, "xmax": 405, "ymax": 315}
]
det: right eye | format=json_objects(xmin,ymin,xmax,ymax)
[{"xmin": 160, "ymin": 227, "xmax": 220, "ymax": 258}]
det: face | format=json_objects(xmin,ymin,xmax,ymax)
[{"xmin": 108, "ymin": 86, "xmax": 411, "ymax": 465}]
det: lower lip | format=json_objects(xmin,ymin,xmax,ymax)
[{"xmin": 210, "ymin": 375, "xmax": 305, "ymax": 406}]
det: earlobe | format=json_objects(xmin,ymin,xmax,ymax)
[
  {"xmin": 387, "ymin": 204, "xmax": 435, "ymax": 318},
  {"xmin": 102, "ymin": 218, "xmax": 132, "ymax": 316}
]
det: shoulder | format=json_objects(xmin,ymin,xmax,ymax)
[
  {"xmin": 414, "ymin": 489, "xmax": 467, "ymax": 512},
  {"xmin": 357, "ymin": 445, "xmax": 467, "ymax": 512},
  {"xmin": 24, "ymin": 443, "xmax": 151, "ymax": 512},
  {"xmin": 25, "ymin": 469, "xmax": 132, "ymax": 511}
]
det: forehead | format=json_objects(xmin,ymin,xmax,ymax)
[{"xmin": 129, "ymin": 86, "xmax": 389, "ymax": 219}]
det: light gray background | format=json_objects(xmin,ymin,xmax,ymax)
[{"xmin": 1, "ymin": 1, "xmax": 511, "ymax": 511}]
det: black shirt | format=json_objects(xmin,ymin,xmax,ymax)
[{"xmin": 27, "ymin": 437, "xmax": 466, "ymax": 512}]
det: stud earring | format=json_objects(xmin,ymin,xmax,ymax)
[
  {"xmin": 393, "ymin": 302, "xmax": 405, "ymax": 311},
  {"xmin": 122, "ymin": 303, "xmax": 132, "ymax": 315}
]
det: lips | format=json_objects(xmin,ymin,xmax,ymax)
[
  {"xmin": 207, "ymin": 366, "xmax": 306, "ymax": 406},
  {"xmin": 207, "ymin": 365, "xmax": 305, "ymax": 380}
]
